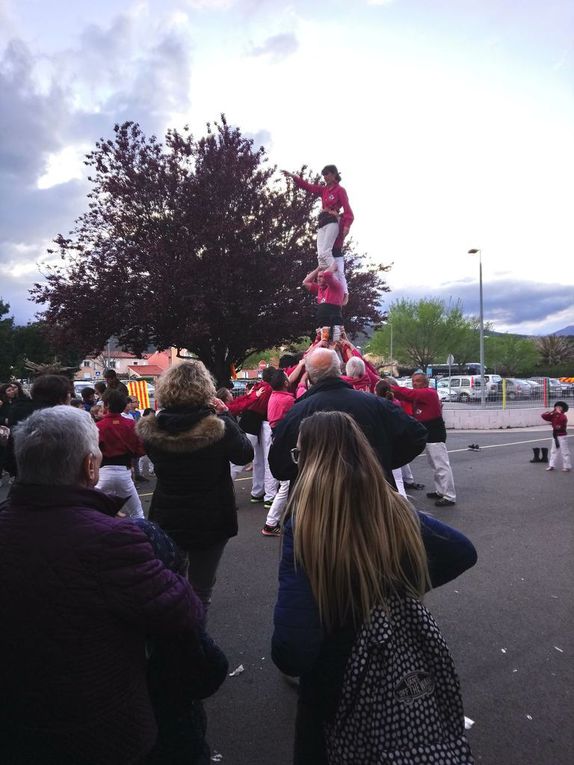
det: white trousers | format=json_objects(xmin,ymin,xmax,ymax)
[
  {"xmin": 96, "ymin": 465, "xmax": 144, "ymax": 518},
  {"xmin": 401, "ymin": 463, "xmax": 415, "ymax": 484},
  {"xmin": 265, "ymin": 480, "xmax": 290, "ymax": 527},
  {"xmin": 316, "ymin": 223, "xmax": 347, "ymax": 293},
  {"xmin": 316, "ymin": 222, "xmax": 338, "ymax": 270},
  {"xmin": 549, "ymin": 436, "xmax": 571, "ymax": 469},
  {"xmin": 392, "ymin": 469, "xmax": 407, "ymax": 498},
  {"xmin": 426, "ymin": 442, "xmax": 456, "ymax": 502},
  {"xmin": 244, "ymin": 424, "xmax": 277, "ymax": 500}
]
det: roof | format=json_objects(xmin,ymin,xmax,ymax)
[
  {"xmin": 145, "ymin": 350, "xmax": 172, "ymax": 370},
  {"xmin": 127, "ymin": 365, "xmax": 165, "ymax": 377}
]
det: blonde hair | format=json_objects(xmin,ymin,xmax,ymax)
[
  {"xmin": 288, "ymin": 411, "xmax": 429, "ymax": 631},
  {"xmin": 156, "ymin": 361, "xmax": 216, "ymax": 408}
]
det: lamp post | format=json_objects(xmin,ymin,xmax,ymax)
[{"xmin": 468, "ymin": 249, "xmax": 486, "ymax": 409}]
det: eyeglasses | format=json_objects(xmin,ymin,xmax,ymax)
[{"xmin": 290, "ymin": 447, "xmax": 300, "ymax": 464}]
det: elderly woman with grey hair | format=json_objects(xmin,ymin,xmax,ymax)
[
  {"xmin": 137, "ymin": 361, "xmax": 254, "ymax": 608},
  {"xmin": 0, "ymin": 406, "xmax": 203, "ymax": 765}
]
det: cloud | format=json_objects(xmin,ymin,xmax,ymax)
[
  {"xmin": 0, "ymin": 13, "xmax": 194, "ymax": 319},
  {"xmin": 389, "ymin": 279, "xmax": 574, "ymax": 334},
  {"xmin": 249, "ymin": 32, "xmax": 298, "ymax": 61},
  {"xmin": 243, "ymin": 128, "xmax": 272, "ymax": 149}
]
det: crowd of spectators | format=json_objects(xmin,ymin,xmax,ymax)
[{"xmin": 0, "ymin": 346, "xmax": 477, "ymax": 764}]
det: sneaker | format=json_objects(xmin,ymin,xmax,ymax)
[
  {"xmin": 250, "ymin": 494, "xmax": 265, "ymax": 503},
  {"xmin": 561, "ymin": 468, "xmax": 570, "ymax": 472},
  {"xmin": 545, "ymin": 467, "xmax": 554, "ymax": 472},
  {"xmin": 426, "ymin": 491, "xmax": 443, "ymax": 499},
  {"xmin": 263, "ymin": 499, "xmax": 275, "ymax": 510},
  {"xmin": 435, "ymin": 498, "xmax": 456, "ymax": 507},
  {"xmin": 405, "ymin": 482, "xmax": 425, "ymax": 490},
  {"xmin": 261, "ymin": 524, "xmax": 281, "ymax": 537}
]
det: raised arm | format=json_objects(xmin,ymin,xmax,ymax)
[
  {"xmin": 287, "ymin": 358, "xmax": 306, "ymax": 387},
  {"xmin": 303, "ymin": 267, "xmax": 320, "ymax": 291},
  {"xmin": 282, "ymin": 170, "xmax": 323, "ymax": 196}
]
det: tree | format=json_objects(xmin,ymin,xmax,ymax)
[
  {"xmin": 485, "ymin": 334, "xmax": 540, "ymax": 376},
  {"xmin": 32, "ymin": 118, "xmax": 386, "ymax": 384},
  {"xmin": 367, "ymin": 298, "xmax": 479, "ymax": 370},
  {"xmin": 0, "ymin": 299, "xmax": 15, "ymax": 381},
  {"xmin": 535, "ymin": 335, "xmax": 574, "ymax": 367},
  {"xmin": 10, "ymin": 321, "xmax": 84, "ymax": 379}
]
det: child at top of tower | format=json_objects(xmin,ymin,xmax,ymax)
[{"xmin": 282, "ymin": 164, "xmax": 353, "ymax": 302}]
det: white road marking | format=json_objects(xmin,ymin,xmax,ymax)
[{"xmin": 446, "ymin": 434, "xmax": 572, "ymax": 455}]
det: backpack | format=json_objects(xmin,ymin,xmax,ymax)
[{"xmin": 324, "ymin": 595, "xmax": 474, "ymax": 764}]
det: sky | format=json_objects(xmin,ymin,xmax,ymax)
[{"xmin": 1, "ymin": 0, "xmax": 573, "ymax": 335}]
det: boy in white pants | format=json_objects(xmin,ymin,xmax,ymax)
[
  {"xmin": 541, "ymin": 401, "xmax": 571, "ymax": 472},
  {"xmin": 261, "ymin": 370, "xmax": 297, "ymax": 536}
]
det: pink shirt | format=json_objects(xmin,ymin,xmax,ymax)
[
  {"xmin": 267, "ymin": 390, "xmax": 296, "ymax": 429},
  {"xmin": 308, "ymin": 270, "xmax": 345, "ymax": 307},
  {"xmin": 292, "ymin": 176, "xmax": 354, "ymax": 233}
]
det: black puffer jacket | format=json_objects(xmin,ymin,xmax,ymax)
[
  {"xmin": 137, "ymin": 408, "xmax": 253, "ymax": 551},
  {"xmin": 269, "ymin": 378, "xmax": 428, "ymax": 485}
]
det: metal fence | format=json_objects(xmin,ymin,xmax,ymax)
[{"xmin": 436, "ymin": 376, "xmax": 573, "ymax": 409}]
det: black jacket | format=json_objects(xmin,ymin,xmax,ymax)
[
  {"xmin": 137, "ymin": 409, "xmax": 253, "ymax": 551},
  {"xmin": 268, "ymin": 378, "xmax": 427, "ymax": 484}
]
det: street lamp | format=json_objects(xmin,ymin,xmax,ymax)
[{"xmin": 468, "ymin": 248, "xmax": 486, "ymax": 409}]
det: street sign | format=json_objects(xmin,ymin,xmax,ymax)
[
  {"xmin": 446, "ymin": 354, "xmax": 455, "ymax": 366},
  {"xmin": 95, "ymin": 371, "xmax": 101, "ymax": 377}
]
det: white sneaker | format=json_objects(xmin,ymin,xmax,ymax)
[
  {"xmin": 546, "ymin": 467, "xmax": 554, "ymax": 471},
  {"xmin": 562, "ymin": 468, "xmax": 571, "ymax": 472}
]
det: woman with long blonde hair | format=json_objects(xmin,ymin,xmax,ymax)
[{"xmin": 272, "ymin": 411, "xmax": 477, "ymax": 763}]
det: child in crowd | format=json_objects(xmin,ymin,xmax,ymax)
[
  {"xmin": 261, "ymin": 370, "xmax": 296, "ymax": 537},
  {"xmin": 81, "ymin": 387, "xmax": 96, "ymax": 412},
  {"xmin": 95, "ymin": 389, "xmax": 145, "ymax": 517},
  {"xmin": 90, "ymin": 403, "xmax": 104, "ymax": 422},
  {"xmin": 541, "ymin": 401, "xmax": 571, "ymax": 472},
  {"xmin": 138, "ymin": 408, "xmax": 156, "ymax": 480},
  {"xmin": 94, "ymin": 381, "xmax": 107, "ymax": 404}
]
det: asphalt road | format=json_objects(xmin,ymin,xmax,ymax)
[
  {"xmin": 1, "ymin": 427, "xmax": 572, "ymax": 764},
  {"xmin": 200, "ymin": 428, "xmax": 574, "ymax": 765}
]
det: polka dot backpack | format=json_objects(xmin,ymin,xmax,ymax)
[{"xmin": 324, "ymin": 595, "xmax": 474, "ymax": 764}]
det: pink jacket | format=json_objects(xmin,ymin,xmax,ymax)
[
  {"xmin": 308, "ymin": 270, "xmax": 345, "ymax": 308},
  {"xmin": 268, "ymin": 390, "xmax": 296, "ymax": 429},
  {"xmin": 292, "ymin": 176, "xmax": 354, "ymax": 244}
]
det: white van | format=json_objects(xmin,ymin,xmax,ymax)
[{"xmin": 436, "ymin": 375, "xmax": 498, "ymax": 402}]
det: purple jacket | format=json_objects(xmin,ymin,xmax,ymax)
[{"xmin": 0, "ymin": 483, "xmax": 203, "ymax": 765}]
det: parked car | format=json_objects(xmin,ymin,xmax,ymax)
[
  {"xmin": 231, "ymin": 379, "xmax": 251, "ymax": 397},
  {"xmin": 522, "ymin": 379, "xmax": 543, "ymax": 398},
  {"xmin": 503, "ymin": 378, "xmax": 530, "ymax": 400},
  {"xmin": 435, "ymin": 382, "xmax": 459, "ymax": 402},
  {"xmin": 74, "ymin": 381, "xmax": 96, "ymax": 397},
  {"xmin": 548, "ymin": 378, "xmax": 571, "ymax": 397},
  {"xmin": 435, "ymin": 375, "xmax": 492, "ymax": 403}
]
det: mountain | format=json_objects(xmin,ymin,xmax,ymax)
[{"xmin": 554, "ymin": 326, "xmax": 574, "ymax": 337}]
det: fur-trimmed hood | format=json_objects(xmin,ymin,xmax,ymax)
[{"xmin": 137, "ymin": 407, "xmax": 226, "ymax": 454}]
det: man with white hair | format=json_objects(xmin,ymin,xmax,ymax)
[
  {"xmin": 0, "ymin": 406, "xmax": 202, "ymax": 765},
  {"xmin": 341, "ymin": 356, "xmax": 373, "ymax": 392},
  {"xmin": 269, "ymin": 348, "xmax": 427, "ymax": 486}
]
